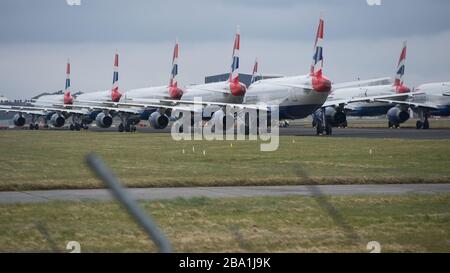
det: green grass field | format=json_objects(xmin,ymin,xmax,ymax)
[
  {"xmin": 0, "ymin": 131, "xmax": 450, "ymax": 191},
  {"xmin": 294, "ymin": 117, "xmax": 450, "ymax": 128},
  {"xmin": 0, "ymin": 194, "xmax": 449, "ymax": 252}
]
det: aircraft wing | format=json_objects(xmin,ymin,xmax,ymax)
[
  {"xmin": 0, "ymin": 105, "xmax": 87, "ymax": 115},
  {"xmin": 263, "ymin": 82, "xmax": 312, "ymax": 90},
  {"xmin": 72, "ymin": 100, "xmax": 199, "ymax": 113},
  {"xmin": 156, "ymin": 98, "xmax": 268, "ymax": 111},
  {"xmin": 320, "ymin": 93, "xmax": 414, "ymax": 108},
  {"xmin": 333, "ymin": 77, "xmax": 391, "ymax": 89},
  {"xmin": 345, "ymin": 92, "xmax": 418, "ymax": 104},
  {"xmin": 185, "ymin": 87, "xmax": 231, "ymax": 94},
  {"xmin": 321, "ymin": 99, "xmax": 352, "ymax": 108},
  {"xmin": 374, "ymin": 99, "xmax": 440, "ymax": 110},
  {"xmin": 0, "ymin": 106, "xmax": 46, "ymax": 115}
]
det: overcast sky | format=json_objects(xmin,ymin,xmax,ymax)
[{"xmin": 0, "ymin": 0, "xmax": 449, "ymax": 99}]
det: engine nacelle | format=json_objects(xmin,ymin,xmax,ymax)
[
  {"xmin": 212, "ymin": 109, "xmax": 234, "ymax": 130},
  {"xmin": 95, "ymin": 112, "xmax": 113, "ymax": 128},
  {"xmin": 50, "ymin": 113, "xmax": 65, "ymax": 128},
  {"xmin": 13, "ymin": 114, "xmax": 26, "ymax": 127},
  {"xmin": 149, "ymin": 111, "xmax": 169, "ymax": 129},
  {"xmin": 387, "ymin": 107, "xmax": 410, "ymax": 125},
  {"xmin": 324, "ymin": 107, "xmax": 346, "ymax": 126}
]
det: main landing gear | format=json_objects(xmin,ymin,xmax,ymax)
[
  {"xmin": 118, "ymin": 120, "xmax": 137, "ymax": 133},
  {"xmin": 29, "ymin": 115, "xmax": 39, "ymax": 130},
  {"xmin": 29, "ymin": 123, "xmax": 39, "ymax": 130},
  {"xmin": 416, "ymin": 110, "xmax": 430, "ymax": 129},
  {"xmin": 69, "ymin": 123, "xmax": 82, "ymax": 131},
  {"xmin": 69, "ymin": 114, "xmax": 86, "ymax": 131},
  {"xmin": 312, "ymin": 108, "xmax": 332, "ymax": 136},
  {"xmin": 388, "ymin": 121, "xmax": 400, "ymax": 128}
]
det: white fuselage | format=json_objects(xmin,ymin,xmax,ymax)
[
  {"xmin": 182, "ymin": 81, "xmax": 244, "ymax": 104},
  {"xmin": 33, "ymin": 94, "xmax": 65, "ymax": 107},
  {"xmin": 75, "ymin": 89, "xmax": 112, "ymax": 103},
  {"xmin": 411, "ymin": 82, "xmax": 450, "ymax": 116},
  {"xmin": 244, "ymin": 75, "xmax": 329, "ymax": 119},
  {"xmin": 121, "ymin": 85, "xmax": 171, "ymax": 102},
  {"xmin": 329, "ymin": 84, "xmax": 400, "ymax": 116}
]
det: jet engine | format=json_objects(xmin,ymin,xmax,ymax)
[
  {"xmin": 13, "ymin": 114, "xmax": 26, "ymax": 127},
  {"xmin": 50, "ymin": 113, "xmax": 65, "ymax": 127},
  {"xmin": 149, "ymin": 111, "xmax": 169, "ymax": 129},
  {"xmin": 387, "ymin": 106, "xmax": 410, "ymax": 126},
  {"xmin": 324, "ymin": 107, "xmax": 346, "ymax": 127},
  {"xmin": 95, "ymin": 112, "xmax": 113, "ymax": 128}
]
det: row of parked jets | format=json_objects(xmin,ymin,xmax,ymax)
[{"xmin": 1, "ymin": 17, "xmax": 449, "ymax": 135}]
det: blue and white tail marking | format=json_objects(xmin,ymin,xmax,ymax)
[
  {"xmin": 311, "ymin": 18, "xmax": 324, "ymax": 77},
  {"xmin": 229, "ymin": 25, "xmax": 240, "ymax": 85},
  {"xmin": 394, "ymin": 41, "xmax": 407, "ymax": 87}
]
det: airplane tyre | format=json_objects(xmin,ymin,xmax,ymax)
[
  {"xmin": 423, "ymin": 119, "xmax": 429, "ymax": 129},
  {"xmin": 70, "ymin": 124, "xmax": 74, "ymax": 131},
  {"xmin": 316, "ymin": 123, "xmax": 324, "ymax": 135},
  {"xmin": 416, "ymin": 121, "xmax": 422, "ymax": 129},
  {"xmin": 34, "ymin": 124, "xmax": 39, "ymax": 130},
  {"xmin": 75, "ymin": 123, "xmax": 81, "ymax": 131},
  {"xmin": 118, "ymin": 123, "xmax": 124, "ymax": 132},
  {"xmin": 125, "ymin": 123, "xmax": 131, "ymax": 132},
  {"xmin": 29, "ymin": 124, "xmax": 34, "ymax": 130},
  {"xmin": 325, "ymin": 124, "xmax": 332, "ymax": 135}
]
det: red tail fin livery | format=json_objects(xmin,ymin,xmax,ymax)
[
  {"xmin": 111, "ymin": 51, "xmax": 122, "ymax": 102},
  {"xmin": 168, "ymin": 40, "xmax": 183, "ymax": 99},
  {"xmin": 229, "ymin": 26, "xmax": 246, "ymax": 96},
  {"xmin": 310, "ymin": 18, "xmax": 331, "ymax": 93},
  {"xmin": 394, "ymin": 41, "xmax": 410, "ymax": 93},
  {"xmin": 64, "ymin": 60, "xmax": 74, "ymax": 104}
]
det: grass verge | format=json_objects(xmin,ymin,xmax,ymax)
[
  {"xmin": 0, "ymin": 194, "xmax": 449, "ymax": 252},
  {"xmin": 0, "ymin": 131, "xmax": 450, "ymax": 191}
]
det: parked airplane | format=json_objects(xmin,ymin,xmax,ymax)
[
  {"xmin": 316, "ymin": 41, "xmax": 412, "ymax": 134},
  {"xmin": 180, "ymin": 26, "xmax": 247, "ymax": 104},
  {"xmin": 147, "ymin": 17, "xmax": 332, "ymax": 132},
  {"xmin": 69, "ymin": 41, "xmax": 188, "ymax": 132},
  {"xmin": 86, "ymin": 28, "xmax": 247, "ymax": 131},
  {"xmin": 374, "ymin": 82, "xmax": 450, "ymax": 129},
  {"xmin": 0, "ymin": 61, "xmax": 87, "ymax": 129}
]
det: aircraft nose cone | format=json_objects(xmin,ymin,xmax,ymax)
[
  {"xmin": 169, "ymin": 87, "xmax": 183, "ymax": 99},
  {"xmin": 312, "ymin": 76, "xmax": 332, "ymax": 93},
  {"xmin": 230, "ymin": 82, "xmax": 246, "ymax": 96},
  {"xmin": 64, "ymin": 95, "xmax": 73, "ymax": 105},
  {"xmin": 396, "ymin": 85, "xmax": 411, "ymax": 94}
]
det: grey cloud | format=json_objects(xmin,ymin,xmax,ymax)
[{"xmin": 0, "ymin": 0, "xmax": 449, "ymax": 43}]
